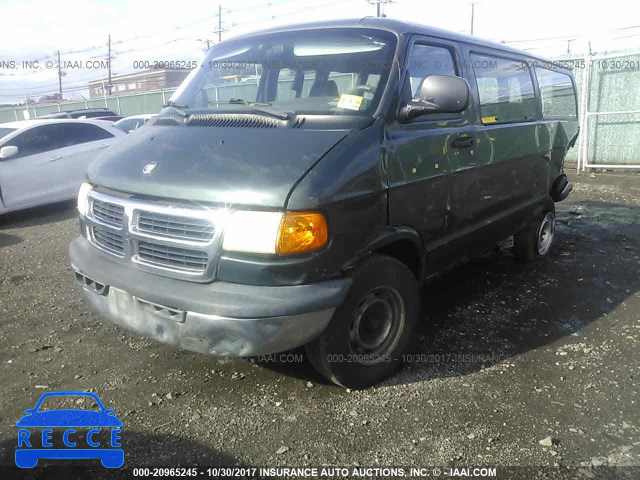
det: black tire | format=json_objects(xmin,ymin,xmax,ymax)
[
  {"xmin": 305, "ymin": 254, "xmax": 420, "ymax": 389},
  {"xmin": 514, "ymin": 202, "xmax": 556, "ymax": 261}
]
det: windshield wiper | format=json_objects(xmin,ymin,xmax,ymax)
[
  {"xmin": 209, "ymin": 98, "xmax": 291, "ymax": 120},
  {"xmin": 162, "ymin": 100, "xmax": 189, "ymax": 116}
]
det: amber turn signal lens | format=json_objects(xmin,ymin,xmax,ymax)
[{"xmin": 276, "ymin": 212, "xmax": 329, "ymax": 254}]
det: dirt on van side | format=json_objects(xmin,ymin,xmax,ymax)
[{"xmin": 1, "ymin": 171, "xmax": 639, "ymax": 479}]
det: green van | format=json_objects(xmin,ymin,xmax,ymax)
[{"xmin": 69, "ymin": 18, "xmax": 579, "ymax": 388}]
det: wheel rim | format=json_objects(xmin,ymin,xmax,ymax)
[
  {"xmin": 537, "ymin": 212, "xmax": 555, "ymax": 256},
  {"xmin": 348, "ymin": 286, "xmax": 405, "ymax": 364}
]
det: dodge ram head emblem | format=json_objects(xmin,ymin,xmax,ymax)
[{"xmin": 142, "ymin": 162, "xmax": 157, "ymax": 175}]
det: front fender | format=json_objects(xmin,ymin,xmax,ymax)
[{"xmin": 343, "ymin": 225, "xmax": 426, "ymax": 280}]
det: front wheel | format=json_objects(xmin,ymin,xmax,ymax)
[
  {"xmin": 305, "ymin": 255, "xmax": 420, "ymax": 389},
  {"xmin": 514, "ymin": 204, "xmax": 556, "ymax": 261}
]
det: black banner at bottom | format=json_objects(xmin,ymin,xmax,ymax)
[{"xmin": 0, "ymin": 465, "xmax": 639, "ymax": 480}]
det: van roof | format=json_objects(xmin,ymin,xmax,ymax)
[{"xmin": 234, "ymin": 17, "xmax": 561, "ymax": 68}]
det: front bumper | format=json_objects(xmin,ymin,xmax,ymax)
[{"xmin": 69, "ymin": 237, "xmax": 352, "ymax": 356}]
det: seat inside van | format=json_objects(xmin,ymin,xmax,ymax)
[{"xmin": 309, "ymin": 80, "xmax": 339, "ymax": 97}]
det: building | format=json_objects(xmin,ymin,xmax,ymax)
[{"xmin": 88, "ymin": 69, "xmax": 191, "ymax": 98}]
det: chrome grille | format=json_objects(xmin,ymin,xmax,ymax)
[
  {"xmin": 137, "ymin": 211, "xmax": 214, "ymax": 241},
  {"xmin": 85, "ymin": 190, "xmax": 223, "ymax": 282},
  {"xmin": 137, "ymin": 241, "xmax": 208, "ymax": 272},
  {"xmin": 92, "ymin": 199, "xmax": 124, "ymax": 226},
  {"xmin": 92, "ymin": 226, "xmax": 124, "ymax": 255}
]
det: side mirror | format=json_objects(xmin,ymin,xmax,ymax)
[
  {"xmin": 0, "ymin": 145, "xmax": 18, "ymax": 159},
  {"xmin": 398, "ymin": 74, "xmax": 470, "ymax": 122}
]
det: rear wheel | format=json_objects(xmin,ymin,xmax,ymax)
[
  {"xmin": 514, "ymin": 203, "xmax": 556, "ymax": 261},
  {"xmin": 305, "ymin": 255, "xmax": 420, "ymax": 389}
]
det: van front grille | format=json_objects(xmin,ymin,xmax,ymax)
[
  {"xmin": 92, "ymin": 199, "xmax": 124, "ymax": 226},
  {"xmin": 92, "ymin": 226, "xmax": 124, "ymax": 255},
  {"xmin": 85, "ymin": 191, "xmax": 222, "ymax": 281},
  {"xmin": 137, "ymin": 211, "xmax": 215, "ymax": 241},
  {"xmin": 137, "ymin": 241, "xmax": 208, "ymax": 272}
]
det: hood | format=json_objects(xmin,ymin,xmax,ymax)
[{"xmin": 87, "ymin": 124, "xmax": 348, "ymax": 208}]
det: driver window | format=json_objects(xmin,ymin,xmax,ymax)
[
  {"xmin": 406, "ymin": 44, "xmax": 457, "ymax": 97},
  {"xmin": 4, "ymin": 125, "xmax": 63, "ymax": 158}
]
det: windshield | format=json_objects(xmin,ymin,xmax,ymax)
[
  {"xmin": 0, "ymin": 127, "xmax": 17, "ymax": 140},
  {"xmin": 170, "ymin": 28, "xmax": 397, "ymax": 117}
]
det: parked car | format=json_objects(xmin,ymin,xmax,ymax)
[
  {"xmin": 69, "ymin": 18, "xmax": 579, "ymax": 388},
  {"xmin": 114, "ymin": 114, "xmax": 157, "ymax": 133},
  {"xmin": 38, "ymin": 108, "xmax": 118, "ymax": 119},
  {"xmin": 94, "ymin": 115, "xmax": 123, "ymax": 122},
  {"xmin": 0, "ymin": 119, "xmax": 125, "ymax": 214}
]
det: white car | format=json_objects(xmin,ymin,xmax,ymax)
[
  {"xmin": 114, "ymin": 114, "xmax": 156, "ymax": 134},
  {"xmin": 0, "ymin": 119, "xmax": 125, "ymax": 214}
]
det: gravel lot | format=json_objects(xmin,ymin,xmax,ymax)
[{"xmin": 1, "ymin": 172, "xmax": 639, "ymax": 479}]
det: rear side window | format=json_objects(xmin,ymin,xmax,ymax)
[
  {"xmin": 535, "ymin": 68, "xmax": 577, "ymax": 119},
  {"xmin": 471, "ymin": 53, "xmax": 536, "ymax": 124},
  {"xmin": 406, "ymin": 44, "xmax": 457, "ymax": 97},
  {"xmin": 57, "ymin": 123, "xmax": 114, "ymax": 147}
]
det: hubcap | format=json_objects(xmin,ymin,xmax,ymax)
[
  {"xmin": 537, "ymin": 212, "xmax": 555, "ymax": 256},
  {"xmin": 349, "ymin": 286, "xmax": 405, "ymax": 365}
]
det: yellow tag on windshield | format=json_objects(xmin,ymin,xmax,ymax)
[{"xmin": 337, "ymin": 94, "xmax": 364, "ymax": 111}]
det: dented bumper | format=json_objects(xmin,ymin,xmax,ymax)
[{"xmin": 69, "ymin": 237, "xmax": 351, "ymax": 356}]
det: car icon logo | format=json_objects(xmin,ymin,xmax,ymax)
[
  {"xmin": 142, "ymin": 162, "xmax": 157, "ymax": 175},
  {"xmin": 15, "ymin": 391, "xmax": 124, "ymax": 468}
]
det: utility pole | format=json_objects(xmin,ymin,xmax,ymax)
[
  {"xmin": 107, "ymin": 34, "xmax": 113, "ymax": 95},
  {"xmin": 218, "ymin": 5, "xmax": 222, "ymax": 43},
  {"xmin": 470, "ymin": 2, "xmax": 475, "ymax": 35},
  {"xmin": 57, "ymin": 50, "xmax": 62, "ymax": 96},
  {"xmin": 367, "ymin": 0, "xmax": 393, "ymax": 18}
]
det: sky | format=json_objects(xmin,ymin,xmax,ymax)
[{"xmin": 0, "ymin": 0, "xmax": 638, "ymax": 103}]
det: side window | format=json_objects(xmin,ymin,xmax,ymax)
[
  {"xmin": 406, "ymin": 44, "xmax": 457, "ymax": 97},
  {"xmin": 535, "ymin": 68, "xmax": 577, "ymax": 119},
  {"xmin": 57, "ymin": 123, "xmax": 114, "ymax": 147},
  {"xmin": 5, "ymin": 125, "xmax": 63, "ymax": 158},
  {"xmin": 471, "ymin": 54, "xmax": 536, "ymax": 124}
]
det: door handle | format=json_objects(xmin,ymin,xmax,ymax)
[
  {"xmin": 49, "ymin": 156, "xmax": 62, "ymax": 162},
  {"xmin": 452, "ymin": 137, "xmax": 474, "ymax": 149}
]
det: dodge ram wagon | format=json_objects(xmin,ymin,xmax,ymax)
[{"xmin": 69, "ymin": 18, "xmax": 579, "ymax": 388}]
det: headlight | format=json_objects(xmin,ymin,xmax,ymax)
[
  {"xmin": 222, "ymin": 211, "xmax": 283, "ymax": 254},
  {"xmin": 222, "ymin": 210, "xmax": 328, "ymax": 255},
  {"xmin": 77, "ymin": 182, "xmax": 93, "ymax": 216}
]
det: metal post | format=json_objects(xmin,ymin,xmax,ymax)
[
  {"xmin": 57, "ymin": 51, "xmax": 62, "ymax": 95},
  {"xmin": 577, "ymin": 49, "xmax": 592, "ymax": 173},
  {"xmin": 470, "ymin": 2, "xmax": 475, "ymax": 35},
  {"xmin": 108, "ymin": 34, "xmax": 113, "ymax": 95},
  {"xmin": 218, "ymin": 5, "xmax": 222, "ymax": 42}
]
